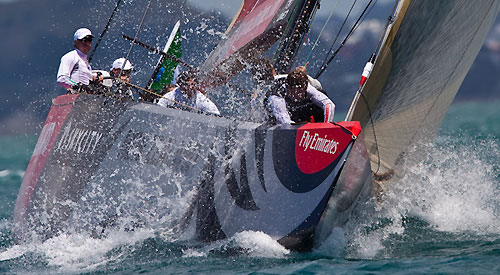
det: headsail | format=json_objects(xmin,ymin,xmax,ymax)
[
  {"xmin": 201, "ymin": 0, "xmax": 297, "ymax": 86},
  {"xmin": 346, "ymin": 0, "xmax": 500, "ymax": 179}
]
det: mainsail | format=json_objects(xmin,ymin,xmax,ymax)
[{"xmin": 346, "ymin": 0, "xmax": 500, "ymax": 180}]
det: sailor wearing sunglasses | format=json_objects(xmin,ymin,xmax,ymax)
[{"xmin": 56, "ymin": 27, "xmax": 100, "ymax": 93}]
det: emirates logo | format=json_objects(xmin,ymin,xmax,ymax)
[{"xmin": 298, "ymin": 130, "xmax": 339, "ymax": 155}]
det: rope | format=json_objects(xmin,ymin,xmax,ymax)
[
  {"xmin": 316, "ymin": 0, "xmax": 358, "ymax": 78},
  {"xmin": 121, "ymin": 0, "xmax": 153, "ymax": 76},
  {"xmin": 350, "ymin": 0, "xmax": 379, "ymax": 42},
  {"xmin": 88, "ymin": 0, "xmax": 123, "ymax": 63},
  {"xmin": 372, "ymin": 0, "xmax": 398, "ymax": 57},
  {"xmin": 291, "ymin": 0, "xmax": 321, "ymax": 69},
  {"xmin": 272, "ymin": 0, "xmax": 302, "ymax": 64},
  {"xmin": 304, "ymin": 0, "xmax": 340, "ymax": 64},
  {"xmin": 109, "ymin": 77, "xmax": 203, "ymax": 112},
  {"xmin": 315, "ymin": 0, "xmax": 375, "ymax": 79},
  {"xmin": 358, "ymin": 89, "xmax": 381, "ymax": 174}
]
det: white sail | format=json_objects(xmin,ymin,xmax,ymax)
[{"xmin": 346, "ymin": 0, "xmax": 500, "ymax": 180}]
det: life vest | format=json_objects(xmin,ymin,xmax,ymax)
[{"xmin": 265, "ymin": 78, "xmax": 324, "ymax": 123}]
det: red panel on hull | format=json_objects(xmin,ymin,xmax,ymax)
[
  {"xmin": 295, "ymin": 122, "xmax": 361, "ymax": 174},
  {"xmin": 13, "ymin": 94, "xmax": 78, "ymax": 225}
]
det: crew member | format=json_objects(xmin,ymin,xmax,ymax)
[
  {"xmin": 250, "ymin": 59, "xmax": 323, "ymax": 96},
  {"xmin": 56, "ymin": 28, "xmax": 100, "ymax": 93},
  {"xmin": 110, "ymin": 57, "xmax": 134, "ymax": 82},
  {"xmin": 267, "ymin": 70, "xmax": 334, "ymax": 124},
  {"xmin": 157, "ymin": 70, "xmax": 220, "ymax": 116},
  {"xmin": 109, "ymin": 57, "xmax": 135, "ymax": 99}
]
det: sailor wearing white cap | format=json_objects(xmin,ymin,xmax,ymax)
[
  {"xmin": 56, "ymin": 27, "xmax": 96, "ymax": 92},
  {"xmin": 110, "ymin": 57, "xmax": 134, "ymax": 82},
  {"xmin": 110, "ymin": 57, "xmax": 135, "ymax": 98}
]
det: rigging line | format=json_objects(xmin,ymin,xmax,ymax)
[
  {"xmin": 107, "ymin": 76, "xmax": 203, "ymax": 112},
  {"xmin": 120, "ymin": 0, "xmax": 153, "ymax": 77},
  {"xmin": 315, "ymin": 0, "xmax": 358, "ymax": 78},
  {"xmin": 315, "ymin": 0, "xmax": 375, "ymax": 79},
  {"xmin": 292, "ymin": 0, "xmax": 321, "ymax": 69},
  {"xmin": 89, "ymin": 0, "xmax": 123, "ymax": 63},
  {"xmin": 304, "ymin": 0, "xmax": 341, "ymax": 64},
  {"xmin": 272, "ymin": 0, "xmax": 302, "ymax": 64},
  {"xmin": 371, "ymin": 0, "xmax": 398, "ymax": 57},
  {"xmin": 349, "ymin": 0, "xmax": 379, "ymax": 45},
  {"xmin": 358, "ymin": 89, "xmax": 381, "ymax": 174}
]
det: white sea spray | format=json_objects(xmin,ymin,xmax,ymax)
[{"xmin": 343, "ymin": 134, "xmax": 500, "ymax": 259}]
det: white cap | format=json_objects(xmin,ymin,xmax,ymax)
[
  {"xmin": 112, "ymin": 58, "xmax": 134, "ymax": 71},
  {"xmin": 74, "ymin": 28, "xmax": 94, "ymax": 41}
]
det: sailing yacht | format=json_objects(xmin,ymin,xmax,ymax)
[{"xmin": 13, "ymin": 0, "xmax": 500, "ymax": 251}]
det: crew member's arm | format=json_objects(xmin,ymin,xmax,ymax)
[
  {"xmin": 307, "ymin": 84, "xmax": 335, "ymax": 123},
  {"xmin": 307, "ymin": 75, "xmax": 322, "ymax": 91},
  {"xmin": 268, "ymin": 95, "xmax": 294, "ymax": 124},
  {"xmin": 56, "ymin": 54, "xmax": 79, "ymax": 90},
  {"xmin": 295, "ymin": 64, "xmax": 323, "ymax": 91},
  {"xmin": 157, "ymin": 90, "xmax": 176, "ymax": 108},
  {"xmin": 198, "ymin": 93, "xmax": 221, "ymax": 116}
]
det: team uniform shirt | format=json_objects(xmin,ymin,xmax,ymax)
[
  {"xmin": 158, "ymin": 87, "xmax": 220, "ymax": 116},
  {"xmin": 56, "ymin": 49, "xmax": 92, "ymax": 90},
  {"xmin": 268, "ymin": 83, "xmax": 335, "ymax": 124}
]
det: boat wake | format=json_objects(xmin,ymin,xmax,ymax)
[
  {"xmin": 336, "ymin": 135, "xmax": 500, "ymax": 259},
  {"xmin": 0, "ymin": 227, "xmax": 289, "ymax": 273},
  {"xmin": 0, "ymin": 170, "xmax": 25, "ymax": 179},
  {"xmin": 2, "ymin": 171, "xmax": 291, "ymax": 273},
  {"xmin": 0, "ymin": 228, "xmax": 154, "ymax": 273},
  {"xmin": 182, "ymin": 231, "xmax": 290, "ymax": 258}
]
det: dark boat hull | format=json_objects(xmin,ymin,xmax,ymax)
[{"xmin": 13, "ymin": 94, "xmax": 371, "ymax": 251}]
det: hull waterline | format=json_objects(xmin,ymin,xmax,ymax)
[{"xmin": 13, "ymin": 94, "xmax": 371, "ymax": 251}]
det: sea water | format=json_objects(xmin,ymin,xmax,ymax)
[{"xmin": 0, "ymin": 100, "xmax": 499, "ymax": 274}]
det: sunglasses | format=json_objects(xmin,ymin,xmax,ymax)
[
  {"xmin": 117, "ymin": 70, "xmax": 132, "ymax": 77},
  {"xmin": 79, "ymin": 36, "xmax": 93, "ymax": 43}
]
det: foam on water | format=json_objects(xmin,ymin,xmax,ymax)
[
  {"xmin": 0, "ymin": 169, "xmax": 24, "ymax": 179},
  {"xmin": 230, "ymin": 231, "xmax": 290, "ymax": 258},
  {"xmin": 0, "ymin": 227, "xmax": 155, "ymax": 273},
  {"xmin": 182, "ymin": 231, "xmax": 290, "ymax": 258},
  {"xmin": 389, "ymin": 138, "xmax": 500, "ymax": 234},
  {"xmin": 341, "ymin": 135, "xmax": 500, "ymax": 259}
]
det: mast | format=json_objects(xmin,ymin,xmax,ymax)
[{"xmin": 274, "ymin": 0, "xmax": 319, "ymax": 74}]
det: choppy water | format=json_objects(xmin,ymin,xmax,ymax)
[{"xmin": 0, "ymin": 100, "xmax": 499, "ymax": 274}]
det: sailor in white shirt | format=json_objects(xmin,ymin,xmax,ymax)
[
  {"xmin": 158, "ymin": 70, "xmax": 220, "ymax": 116},
  {"xmin": 56, "ymin": 28, "xmax": 95, "ymax": 92}
]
